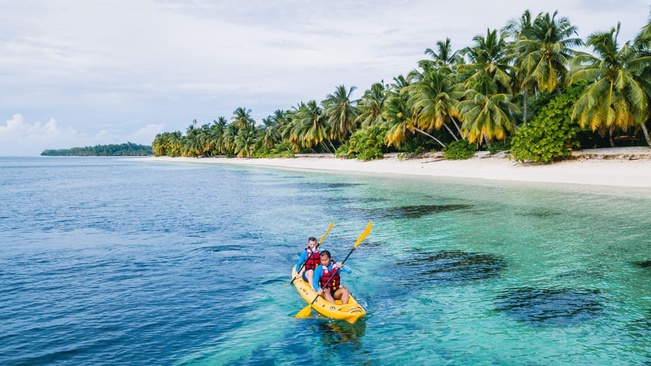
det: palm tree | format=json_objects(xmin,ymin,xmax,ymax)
[
  {"xmin": 182, "ymin": 120, "xmax": 203, "ymax": 157},
  {"xmin": 234, "ymin": 127, "xmax": 257, "ymax": 158},
  {"xmin": 570, "ymin": 23, "xmax": 650, "ymax": 146},
  {"xmin": 421, "ymin": 37, "xmax": 463, "ymax": 71},
  {"xmin": 291, "ymin": 101, "xmax": 332, "ymax": 152},
  {"xmin": 503, "ymin": 9, "xmax": 535, "ymax": 124},
  {"xmin": 405, "ymin": 67, "xmax": 462, "ymax": 141},
  {"xmin": 356, "ymin": 82, "xmax": 387, "ymax": 128},
  {"xmin": 457, "ymin": 91, "xmax": 520, "ymax": 143},
  {"xmin": 209, "ymin": 117, "xmax": 228, "ymax": 155},
  {"xmin": 503, "ymin": 9, "xmax": 534, "ymax": 41},
  {"xmin": 457, "ymin": 29, "xmax": 518, "ymax": 144},
  {"xmin": 231, "ymin": 107, "xmax": 256, "ymax": 130},
  {"xmin": 381, "ymin": 76, "xmax": 447, "ymax": 148},
  {"xmin": 152, "ymin": 131, "xmax": 182, "ymax": 157},
  {"xmin": 221, "ymin": 123, "xmax": 240, "ymax": 156},
  {"xmin": 631, "ymin": 18, "xmax": 651, "ymax": 146},
  {"xmin": 515, "ymin": 11, "xmax": 583, "ymax": 94},
  {"xmin": 323, "ymin": 85, "xmax": 360, "ymax": 141},
  {"xmin": 260, "ymin": 114, "xmax": 282, "ymax": 150}
]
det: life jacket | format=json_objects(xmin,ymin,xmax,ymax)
[
  {"xmin": 304, "ymin": 248, "xmax": 320, "ymax": 270},
  {"xmin": 319, "ymin": 260, "xmax": 340, "ymax": 292}
]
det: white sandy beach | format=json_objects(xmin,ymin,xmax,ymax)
[{"xmin": 151, "ymin": 147, "xmax": 651, "ymax": 189}]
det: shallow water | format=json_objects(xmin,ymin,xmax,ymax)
[{"xmin": 1, "ymin": 157, "xmax": 650, "ymax": 365}]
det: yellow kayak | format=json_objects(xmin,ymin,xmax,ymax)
[{"xmin": 291, "ymin": 266, "xmax": 366, "ymax": 323}]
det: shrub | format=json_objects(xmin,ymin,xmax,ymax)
[
  {"xmin": 443, "ymin": 140, "xmax": 476, "ymax": 160},
  {"xmin": 487, "ymin": 139, "xmax": 511, "ymax": 154},
  {"xmin": 511, "ymin": 86, "xmax": 583, "ymax": 164},
  {"xmin": 336, "ymin": 126, "xmax": 387, "ymax": 161}
]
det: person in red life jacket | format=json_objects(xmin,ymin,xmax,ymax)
[
  {"xmin": 312, "ymin": 250, "xmax": 351, "ymax": 305},
  {"xmin": 295, "ymin": 236, "xmax": 322, "ymax": 287}
]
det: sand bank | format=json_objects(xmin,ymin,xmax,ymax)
[{"xmin": 150, "ymin": 147, "xmax": 651, "ymax": 189}]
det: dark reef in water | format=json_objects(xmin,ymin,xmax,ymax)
[
  {"xmin": 396, "ymin": 250, "xmax": 507, "ymax": 286},
  {"xmin": 494, "ymin": 287, "xmax": 603, "ymax": 326},
  {"xmin": 520, "ymin": 209, "xmax": 562, "ymax": 218},
  {"xmin": 290, "ymin": 182, "xmax": 366, "ymax": 190},
  {"xmin": 632, "ymin": 260, "xmax": 651, "ymax": 268},
  {"xmin": 375, "ymin": 204, "xmax": 472, "ymax": 219}
]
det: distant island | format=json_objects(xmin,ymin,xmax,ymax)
[{"xmin": 41, "ymin": 142, "xmax": 153, "ymax": 156}]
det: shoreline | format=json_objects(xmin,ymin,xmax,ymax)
[{"xmin": 149, "ymin": 147, "xmax": 651, "ymax": 189}]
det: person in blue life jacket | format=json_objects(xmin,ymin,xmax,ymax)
[
  {"xmin": 312, "ymin": 250, "xmax": 351, "ymax": 305},
  {"xmin": 295, "ymin": 236, "xmax": 321, "ymax": 287}
]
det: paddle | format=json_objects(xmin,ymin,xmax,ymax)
[
  {"xmin": 295, "ymin": 220, "xmax": 373, "ymax": 319},
  {"xmin": 291, "ymin": 222, "xmax": 334, "ymax": 285}
]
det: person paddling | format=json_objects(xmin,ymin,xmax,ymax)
[
  {"xmin": 295, "ymin": 236, "xmax": 322, "ymax": 287},
  {"xmin": 313, "ymin": 250, "xmax": 351, "ymax": 305}
]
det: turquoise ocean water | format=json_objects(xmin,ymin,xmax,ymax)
[{"xmin": 1, "ymin": 157, "xmax": 650, "ymax": 365}]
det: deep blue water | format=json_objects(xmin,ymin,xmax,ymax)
[{"xmin": 1, "ymin": 157, "xmax": 650, "ymax": 365}]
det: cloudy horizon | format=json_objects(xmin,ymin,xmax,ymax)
[{"xmin": 1, "ymin": 0, "xmax": 649, "ymax": 156}]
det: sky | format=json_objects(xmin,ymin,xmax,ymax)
[{"xmin": 1, "ymin": 0, "xmax": 650, "ymax": 156}]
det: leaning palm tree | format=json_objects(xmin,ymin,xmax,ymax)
[
  {"xmin": 381, "ymin": 77, "xmax": 447, "ymax": 149},
  {"xmin": 405, "ymin": 67, "xmax": 462, "ymax": 141},
  {"xmin": 570, "ymin": 23, "xmax": 650, "ymax": 146}
]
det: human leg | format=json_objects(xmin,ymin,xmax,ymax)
[{"xmin": 333, "ymin": 287, "xmax": 349, "ymax": 305}]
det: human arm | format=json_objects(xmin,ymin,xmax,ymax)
[
  {"xmin": 336, "ymin": 262, "xmax": 352, "ymax": 275},
  {"xmin": 312, "ymin": 266, "xmax": 322, "ymax": 292},
  {"xmin": 295, "ymin": 250, "xmax": 307, "ymax": 272}
]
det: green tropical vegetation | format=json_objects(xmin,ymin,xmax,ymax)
[
  {"xmin": 41, "ymin": 143, "xmax": 153, "ymax": 156},
  {"xmin": 152, "ymin": 9, "xmax": 651, "ymax": 164}
]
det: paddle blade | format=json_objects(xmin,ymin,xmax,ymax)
[
  {"xmin": 318, "ymin": 222, "xmax": 334, "ymax": 244},
  {"xmin": 295, "ymin": 304, "xmax": 312, "ymax": 318},
  {"xmin": 353, "ymin": 221, "xmax": 373, "ymax": 249}
]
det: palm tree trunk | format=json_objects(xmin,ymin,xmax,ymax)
[
  {"xmin": 641, "ymin": 122, "xmax": 651, "ymax": 147},
  {"xmin": 523, "ymin": 93, "xmax": 528, "ymax": 125},
  {"xmin": 443, "ymin": 123, "xmax": 459, "ymax": 141},
  {"xmin": 320, "ymin": 142, "xmax": 332, "ymax": 154},
  {"xmin": 414, "ymin": 127, "xmax": 446, "ymax": 148},
  {"xmin": 450, "ymin": 117, "xmax": 462, "ymax": 136},
  {"xmin": 609, "ymin": 127, "xmax": 615, "ymax": 147},
  {"xmin": 327, "ymin": 139, "xmax": 337, "ymax": 153}
]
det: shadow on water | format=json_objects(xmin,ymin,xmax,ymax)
[
  {"xmin": 222, "ymin": 320, "xmax": 367, "ymax": 365},
  {"xmin": 494, "ymin": 287, "xmax": 603, "ymax": 326},
  {"xmin": 631, "ymin": 260, "xmax": 651, "ymax": 269},
  {"xmin": 396, "ymin": 250, "xmax": 507, "ymax": 287},
  {"xmin": 519, "ymin": 209, "xmax": 563, "ymax": 218},
  {"xmin": 328, "ymin": 204, "xmax": 473, "ymax": 222},
  {"xmin": 375, "ymin": 204, "xmax": 472, "ymax": 219},
  {"xmin": 624, "ymin": 310, "xmax": 651, "ymax": 361},
  {"xmin": 279, "ymin": 182, "xmax": 366, "ymax": 190},
  {"xmin": 309, "ymin": 320, "xmax": 367, "ymax": 348}
]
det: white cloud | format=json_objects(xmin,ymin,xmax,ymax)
[{"xmin": 0, "ymin": 114, "xmax": 160, "ymax": 156}]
